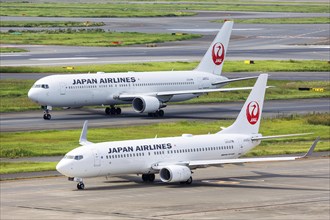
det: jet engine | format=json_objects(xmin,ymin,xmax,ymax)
[
  {"xmin": 159, "ymin": 165, "xmax": 191, "ymax": 183},
  {"xmin": 132, "ymin": 96, "xmax": 164, "ymax": 113}
]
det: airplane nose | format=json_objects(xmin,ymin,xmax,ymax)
[
  {"xmin": 28, "ymin": 89, "xmax": 39, "ymax": 103},
  {"xmin": 56, "ymin": 160, "xmax": 73, "ymax": 177}
]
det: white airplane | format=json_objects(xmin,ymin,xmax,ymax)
[
  {"xmin": 56, "ymin": 74, "xmax": 318, "ymax": 190},
  {"xmin": 28, "ymin": 21, "xmax": 257, "ymax": 120}
]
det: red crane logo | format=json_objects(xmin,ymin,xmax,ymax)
[
  {"xmin": 212, "ymin": 42, "xmax": 225, "ymax": 65},
  {"xmin": 246, "ymin": 101, "xmax": 260, "ymax": 125}
]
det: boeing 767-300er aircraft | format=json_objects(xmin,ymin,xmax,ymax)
[
  {"xmin": 56, "ymin": 74, "xmax": 319, "ymax": 190},
  {"xmin": 28, "ymin": 21, "xmax": 258, "ymax": 120}
]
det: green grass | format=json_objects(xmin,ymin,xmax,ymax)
[
  {"xmin": 0, "ymin": 21, "xmax": 106, "ymax": 28},
  {"xmin": 0, "ymin": 162, "xmax": 57, "ymax": 174},
  {"xmin": 1, "ymin": 114, "xmax": 329, "ymax": 160},
  {"xmin": 0, "ymin": 30, "xmax": 200, "ymax": 47},
  {"xmin": 1, "ymin": 60, "xmax": 329, "ymax": 113},
  {"xmin": 1, "ymin": 60, "xmax": 329, "ymax": 73},
  {"xmin": 0, "ymin": 2, "xmax": 328, "ymax": 18},
  {"xmin": 220, "ymin": 17, "xmax": 330, "ymax": 24},
  {"xmin": 0, "ymin": 2, "xmax": 195, "ymax": 17},
  {"xmin": 0, "ymin": 47, "xmax": 28, "ymax": 53}
]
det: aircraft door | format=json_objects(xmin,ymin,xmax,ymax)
[
  {"xmin": 60, "ymin": 83, "xmax": 66, "ymax": 95},
  {"xmin": 238, "ymin": 140, "xmax": 244, "ymax": 157},
  {"xmin": 92, "ymin": 149, "xmax": 101, "ymax": 167}
]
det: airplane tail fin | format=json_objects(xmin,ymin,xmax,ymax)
[
  {"xmin": 195, "ymin": 21, "xmax": 233, "ymax": 75},
  {"xmin": 218, "ymin": 74, "xmax": 268, "ymax": 135}
]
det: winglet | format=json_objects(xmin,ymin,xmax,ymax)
[
  {"xmin": 301, "ymin": 137, "xmax": 320, "ymax": 158},
  {"xmin": 79, "ymin": 120, "xmax": 93, "ymax": 146}
]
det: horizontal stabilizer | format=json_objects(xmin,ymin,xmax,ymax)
[
  {"xmin": 212, "ymin": 76, "xmax": 259, "ymax": 86},
  {"xmin": 252, "ymin": 133, "xmax": 313, "ymax": 141}
]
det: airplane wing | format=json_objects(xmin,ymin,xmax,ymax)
[
  {"xmin": 211, "ymin": 76, "xmax": 259, "ymax": 86},
  {"xmin": 152, "ymin": 137, "xmax": 319, "ymax": 170}
]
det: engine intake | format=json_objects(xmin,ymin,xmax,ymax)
[
  {"xmin": 159, "ymin": 165, "xmax": 191, "ymax": 183},
  {"xmin": 132, "ymin": 96, "xmax": 164, "ymax": 113}
]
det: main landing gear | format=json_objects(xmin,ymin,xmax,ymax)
[
  {"xmin": 42, "ymin": 106, "xmax": 52, "ymax": 120},
  {"xmin": 142, "ymin": 174, "xmax": 155, "ymax": 182},
  {"xmin": 148, "ymin": 109, "xmax": 164, "ymax": 118},
  {"xmin": 180, "ymin": 176, "xmax": 193, "ymax": 185},
  {"xmin": 105, "ymin": 106, "xmax": 122, "ymax": 115}
]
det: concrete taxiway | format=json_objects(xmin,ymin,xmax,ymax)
[
  {"xmin": 1, "ymin": 98, "xmax": 329, "ymax": 132},
  {"xmin": 1, "ymin": 157, "xmax": 329, "ymax": 220}
]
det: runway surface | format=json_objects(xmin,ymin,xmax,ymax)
[
  {"xmin": 1, "ymin": 11, "xmax": 329, "ymax": 66},
  {"xmin": 1, "ymin": 157, "xmax": 329, "ymax": 220},
  {"xmin": 1, "ymin": 98, "xmax": 328, "ymax": 132}
]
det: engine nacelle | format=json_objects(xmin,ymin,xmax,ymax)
[
  {"xmin": 132, "ymin": 96, "xmax": 163, "ymax": 113},
  {"xmin": 159, "ymin": 165, "xmax": 191, "ymax": 183}
]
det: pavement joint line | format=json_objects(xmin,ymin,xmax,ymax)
[{"xmin": 152, "ymin": 198, "xmax": 330, "ymax": 217}]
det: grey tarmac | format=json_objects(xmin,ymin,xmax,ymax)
[
  {"xmin": 1, "ymin": 157, "xmax": 329, "ymax": 220},
  {"xmin": 1, "ymin": 98, "xmax": 329, "ymax": 132}
]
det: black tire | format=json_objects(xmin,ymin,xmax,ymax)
[
  {"xmin": 185, "ymin": 177, "xmax": 193, "ymax": 185},
  {"xmin": 43, "ymin": 114, "xmax": 47, "ymax": 120},
  {"xmin": 105, "ymin": 107, "xmax": 111, "ymax": 115},
  {"xmin": 77, "ymin": 182, "xmax": 85, "ymax": 190},
  {"xmin": 158, "ymin": 110, "xmax": 164, "ymax": 117},
  {"xmin": 115, "ymin": 108, "xmax": 121, "ymax": 115},
  {"xmin": 148, "ymin": 174, "xmax": 155, "ymax": 182},
  {"xmin": 110, "ymin": 108, "xmax": 116, "ymax": 115},
  {"xmin": 142, "ymin": 174, "xmax": 148, "ymax": 182},
  {"xmin": 46, "ymin": 114, "xmax": 51, "ymax": 120}
]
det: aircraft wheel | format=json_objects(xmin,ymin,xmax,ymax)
[
  {"xmin": 148, "ymin": 174, "xmax": 155, "ymax": 182},
  {"xmin": 77, "ymin": 182, "xmax": 85, "ymax": 190},
  {"xmin": 115, "ymin": 107, "xmax": 121, "ymax": 115},
  {"xmin": 43, "ymin": 114, "xmax": 51, "ymax": 120},
  {"xmin": 158, "ymin": 110, "xmax": 164, "ymax": 117},
  {"xmin": 105, "ymin": 107, "xmax": 111, "ymax": 115},
  {"xmin": 185, "ymin": 177, "xmax": 193, "ymax": 185},
  {"xmin": 142, "ymin": 174, "xmax": 148, "ymax": 182}
]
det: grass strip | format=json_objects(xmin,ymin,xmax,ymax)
[
  {"xmin": 0, "ymin": 30, "xmax": 200, "ymax": 47},
  {"xmin": 0, "ymin": 162, "xmax": 57, "ymax": 174},
  {"xmin": 0, "ymin": 21, "xmax": 106, "ymax": 28},
  {"xmin": 0, "ymin": 2, "xmax": 195, "ymax": 17},
  {"xmin": 0, "ymin": 78, "xmax": 329, "ymax": 112},
  {"xmin": 1, "ymin": 60, "xmax": 329, "ymax": 73},
  {"xmin": 0, "ymin": 47, "xmax": 28, "ymax": 53},
  {"xmin": 0, "ymin": 2, "xmax": 328, "ymax": 17},
  {"xmin": 1, "ymin": 114, "xmax": 329, "ymax": 159}
]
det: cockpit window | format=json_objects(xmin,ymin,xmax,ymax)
[
  {"xmin": 65, "ymin": 155, "xmax": 83, "ymax": 160},
  {"xmin": 74, "ymin": 155, "xmax": 83, "ymax": 160},
  {"xmin": 33, "ymin": 84, "xmax": 49, "ymax": 89}
]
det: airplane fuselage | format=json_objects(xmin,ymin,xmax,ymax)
[
  {"xmin": 28, "ymin": 71, "xmax": 226, "ymax": 107},
  {"xmin": 57, "ymin": 133, "xmax": 261, "ymax": 178}
]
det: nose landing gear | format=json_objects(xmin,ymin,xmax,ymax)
[
  {"xmin": 42, "ymin": 106, "xmax": 52, "ymax": 120},
  {"xmin": 77, "ymin": 182, "xmax": 85, "ymax": 190}
]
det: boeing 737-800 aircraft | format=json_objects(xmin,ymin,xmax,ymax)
[
  {"xmin": 56, "ymin": 74, "xmax": 318, "ymax": 190},
  {"xmin": 28, "ymin": 21, "xmax": 257, "ymax": 120}
]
